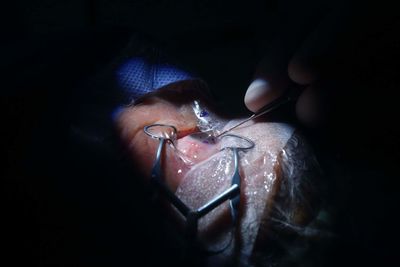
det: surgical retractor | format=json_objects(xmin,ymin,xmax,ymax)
[{"xmin": 143, "ymin": 123, "xmax": 255, "ymax": 254}]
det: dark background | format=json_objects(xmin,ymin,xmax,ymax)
[{"xmin": 2, "ymin": 0, "xmax": 399, "ymax": 266}]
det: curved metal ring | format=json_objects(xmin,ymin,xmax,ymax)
[
  {"xmin": 144, "ymin": 123, "xmax": 178, "ymax": 141},
  {"xmin": 219, "ymin": 134, "xmax": 255, "ymax": 151}
]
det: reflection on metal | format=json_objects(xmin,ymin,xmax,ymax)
[{"xmin": 216, "ymin": 87, "xmax": 303, "ymax": 137}]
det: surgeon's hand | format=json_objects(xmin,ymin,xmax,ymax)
[{"xmin": 244, "ymin": 1, "xmax": 396, "ymax": 127}]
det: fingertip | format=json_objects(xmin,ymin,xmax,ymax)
[
  {"xmin": 295, "ymin": 86, "xmax": 324, "ymax": 127},
  {"xmin": 288, "ymin": 57, "xmax": 317, "ymax": 85},
  {"xmin": 244, "ymin": 79, "xmax": 282, "ymax": 112}
]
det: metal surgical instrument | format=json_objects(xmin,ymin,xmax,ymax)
[
  {"xmin": 216, "ymin": 87, "xmax": 303, "ymax": 137},
  {"xmin": 219, "ymin": 134, "xmax": 255, "ymax": 223},
  {"xmin": 143, "ymin": 123, "xmax": 255, "ymax": 253}
]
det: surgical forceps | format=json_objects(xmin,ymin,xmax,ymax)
[
  {"xmin": 216, "ymin": 86, "xmax": 303, "ymax": 137},
  {"xmin": 144, "ymin": 124, "xmax": 255, "ymax": 252}
]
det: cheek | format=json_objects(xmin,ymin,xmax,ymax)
[{"xmin": 123, "ymin": 130, "xmax": 192, "ymax": 191}]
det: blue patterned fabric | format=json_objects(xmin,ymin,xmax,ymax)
[{"xmin": 116, "ymin": 57, "xmax": 192, "ymax": 102}]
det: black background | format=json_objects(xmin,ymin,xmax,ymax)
[{"xmin": 2, "ymin": 0, "xmax": 400, "ymax": 266}]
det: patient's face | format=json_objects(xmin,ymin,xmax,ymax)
[{"xmin": 115, "ymin": 80, "xmax": 321, "ymax": 266}]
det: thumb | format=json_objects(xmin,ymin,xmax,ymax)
[
  {"xmin": 244, "ymin": 39, "xmax": 292, "ymax": 112},
  {"xmin": 245, "ymin": 0, "xmax": 330, "ymax": 112}
]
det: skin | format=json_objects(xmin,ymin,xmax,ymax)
[{"xmin": 114, "ymin": 79, "xmax": 321, "ymax": 266}]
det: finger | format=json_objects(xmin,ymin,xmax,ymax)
[
  {"xmin": 244, "ymin": 38, "xmax": 294, "ymax": 112},
  {"xmin": 295, "ymin": 85, "xmax": 326, "ymax": 127},
  {"xmin": 244, "ymin": 77, "xmax": 289, "ymax": 113},
  {"xmin": 288, "ymin": 3, "xmax": 363, "ymax": 84},
  {"xmin": 245, "ymin": 0, "xmax": 331, "ymax": 112}
]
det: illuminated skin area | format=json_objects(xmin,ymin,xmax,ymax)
[{"xmin": 115, "ymin": 81, "xmax": 320, "ymax": 266}]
